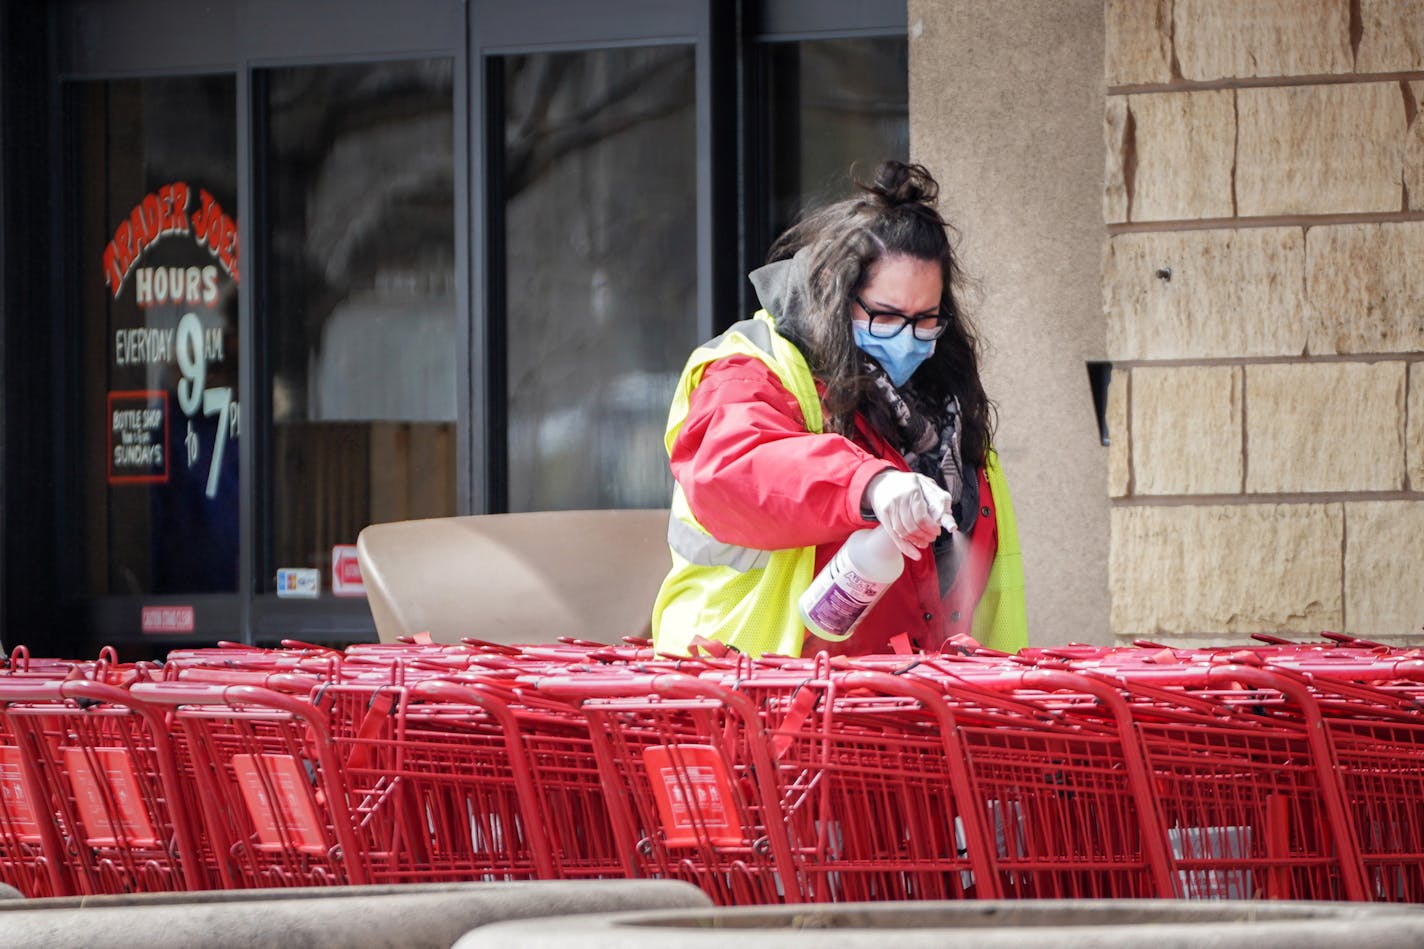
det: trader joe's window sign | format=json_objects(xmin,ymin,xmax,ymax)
[
  {"xmin": 103, "ymin": 183, "xmax": 239, "ymax": 298},
  {"xmin": 99, "ymin": 177, "xmax": 240, "ymax": 596},
  {"xmin": 103, "ymin": 182, "xmax": 239, "ymax": 498}
]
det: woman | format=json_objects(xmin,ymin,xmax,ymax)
[{"xmin": 651, "ymin": 160, "xmax": 1026, "ymax": 658}]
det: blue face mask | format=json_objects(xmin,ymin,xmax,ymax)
[{"xmin": 853, "ymin": 321, "xmax": 936, "ymax": 388}]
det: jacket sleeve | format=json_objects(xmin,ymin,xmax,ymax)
[{"xmin": 671, "ymin": 355, "xmax": 890, "ymax": 550}]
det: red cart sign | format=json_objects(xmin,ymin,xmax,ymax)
[
  {"xmin": 63, "ymin": 747, "xmax": 159, "ymax": 848},
  {"xmin": 642, "ymin": 744, "xmax": 743, "ymax": 848},
  {"xmin": 141, "ymin": 604, "xmax": 195, "ymax": 634},
  {"xmin": 331, "ymin": 545, "xmax": 365, "ymax": 597},
  {"xmin": 0, "ymin": 748, "xmax": 42, "ymax": 844},
  {"xmin": 231, "ymin": 754, "xmax": 328, "ymax": 855}
]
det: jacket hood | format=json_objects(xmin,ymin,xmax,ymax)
[{"xmin": 748, "ymin": 247, "xmax": 814, "ymax": 334}]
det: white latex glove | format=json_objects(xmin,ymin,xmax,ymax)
[{"xmin": 862, "ymin": 470, "xmax": 955, "ymax": 560}]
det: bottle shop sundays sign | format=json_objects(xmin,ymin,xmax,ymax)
[{"xmin": 103, "ymin": 182, "xmax": 239, "ymax": 499}]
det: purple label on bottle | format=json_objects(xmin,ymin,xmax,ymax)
[{"xmin": 799, "ymin": 548, "xmax": 890, "ymax": 641}]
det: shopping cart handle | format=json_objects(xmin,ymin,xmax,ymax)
[
  {"xmin": 130, "ymin": 681, "xmax": 324, "ymax": 723},
  {"xmin": 1250, "ymin": 633, "xmax": 1296, "ymax": 645},
  {"xmin": 532, "ymin": 674, "xmax": 655, "ymax": 700},
  {"xmin": 839, "ymin": 670, "xmax": 948, "ymax": 706},
  {"xmin": 131, "ymin": 681, "xmax": 243, "ymax": 704},
  {"xmin": 278, "ymin": 639, "xmax": 342, "ymax": 655},
  {"xmin": 532, "ymin": 672, "xmax": 759, "ymax": 714},
  {"xmin": 263, "ymin": 673, "xmax": 325, "ymax": 694},
  {"xmin": 0, "ymin": 677, "xmax": 139, "ymax": 707},
  {"xmin": 1378, "ymin": 658, "xmax": 1424, "ymax": 681},
  {"xmin": 459, "ymin": 638, "xmax": 523, "ymax": 655},
  {"xmin": 409, "ymin": 678, "xmax": 515, "ymax": 712}
]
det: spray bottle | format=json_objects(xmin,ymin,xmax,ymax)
[{"xmin": 798, "ymin": 508, "xmax": 957, "ymax": 643}]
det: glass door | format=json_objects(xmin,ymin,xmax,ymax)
[
  {"xmin": 71, "ymin": 74, "xmax": 243, "ymax": 641},
  {"xmin": 491, "ymin": 46, "xmax": 696, "ymax": 512},
  {"xmin": 254, "ymin": 58, "xmax": 458, "ymax": 620},
  {"xmin": 746, "ymin": 1, "xmax": 910, "ymax": 275},
  {"xmin": 58, "ymin": 0, "xmax": 465, "ymax": 647},
  {"xmin": 473, "ymin": 0, "xmax": 724, "ymax": 514}
]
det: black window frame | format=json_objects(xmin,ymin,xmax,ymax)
[
  {"xmin": 49, "ymin": 0, "xmax": 468, "ymax": 650},
  {"xmin": 742, "ymin": 0, "xmax": 911, "ymax": 304},
  {"xmin": 10, "ymin": 0, "xmax": 907, "ymax": 654}
]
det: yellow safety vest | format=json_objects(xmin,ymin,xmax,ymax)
[
  {"xmin": 972, "ymin": 453, "xmax": 1027, "ymax": 652},
  {"xmin": 651, "ymin": 310, "xmax": 1027, "ymax": 657}
]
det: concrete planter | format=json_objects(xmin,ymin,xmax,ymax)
[
  {"xmin": 0, "ymin": 879, "xmax": 709, "ymax": 949},
  {"xmin": 455, "ymin": 898, "xmax": 1424, "ymax": 949}
]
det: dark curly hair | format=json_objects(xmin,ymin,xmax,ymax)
[{"xmin": 766, "ymin": 160, "xmax": 995, "ymax": 466}]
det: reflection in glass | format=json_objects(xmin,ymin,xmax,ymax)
[
  {"xmin": 760, "ymin": 37, "xmax": 910, "ymax": 254},
  {"xmin": 74, "ymin": 76, "xmax": 240, "ymax": 596},
  {"xmin": 497, "ymin": 46, "xmax": 696, "ymax": 512},
  {"xmin": 262, "ymin": 60, "xmax": 455, "ymax": 585}
]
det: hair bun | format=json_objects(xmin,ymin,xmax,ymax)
[{"xmin": 866, "ymin": 160, "xmax": 939, "ymax": 206}]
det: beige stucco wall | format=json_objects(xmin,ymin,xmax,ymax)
[
  {"xmin": 1102, "ymin": 1, "xmax": 1424, "ymax": 646},
  {"xmin": 909, "ymin": 0, "xmax": 1111, "ymax": 645}
]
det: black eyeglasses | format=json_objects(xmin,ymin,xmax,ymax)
[{"xmin": 853, "ymin": 296, "xmax": 949, "ymax": 341}]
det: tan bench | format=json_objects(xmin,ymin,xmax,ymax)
[{"xmin": 356, "ymin": 509, "xmax": 671, "ymax": 645}]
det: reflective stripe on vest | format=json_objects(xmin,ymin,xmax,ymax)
[{"xmin": 666, "ymin": 514, "xmax": 772, "ymax": 572}]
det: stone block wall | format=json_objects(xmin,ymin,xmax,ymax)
[{"xmin": 1104, "ymin": 1, "xmax": 1424, "ymax": 645}]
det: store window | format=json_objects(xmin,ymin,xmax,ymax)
[
  {"xmin": 259, "ymin": 59, "xmax": 457, "ymax": 591},
  {"xmin": 752, "ymin": 35, "xmax": 910, "ymax": 267},
  {"xmin": 48, "ymin": 0, "xmax": 906, "ymax": 647},
  {"xmin": 75, "ymin": 75, "xmax": 240, "ymax": 601},
  {"xmin": 492, "ymin": 46, "xmax": 696, "ymax": 512}
]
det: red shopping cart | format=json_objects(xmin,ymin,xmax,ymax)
[
  {"xmin": 0, "ymin": 679, "xmax": 205, "ymax": 895},
  {"xmin": 1097, "ymin": 665, "xmax": 1367, "ymax": 901},
  {"xmin": 1268, "ymin": 662, "xmax": 1424, "ymax": 901},
  {"xmin": 535, "ymin": 672, "xmax": 801, "ymax": 905},
  {"xmin": 913, "ymin": 667, "xmax": 1175, "ymax": 900},
  {"xmin": 320, "ymin": 678, "xmax": 586, "ymax": 884},
  {"xmin": 129, "ymin": 681, "xmax": 367, "ymax": 889},
  {"xmin": 724, "ymin": 668, "xmax": 996, "ymax": 902}
]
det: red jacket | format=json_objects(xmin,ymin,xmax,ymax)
[{"xmin": 671, "ymin": 354, "xmax": 964, "ymax": 655}]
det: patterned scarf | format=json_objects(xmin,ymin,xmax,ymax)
[{"xmin": 862, "ymin": 359, "xmax": 979, "ymax": 535}]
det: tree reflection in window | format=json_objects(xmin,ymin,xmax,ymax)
[
  {"xmin": 498, "ymin": 47, "xmax": 696, "ymax": 512},
  {"xmin": 263, "ymin": 59, "xmax": 456, "ymax": 578}
]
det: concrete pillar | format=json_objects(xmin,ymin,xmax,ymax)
[{"xmin": 908, "ymin": 0, "xmax": 1110, "ymax": 645}]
